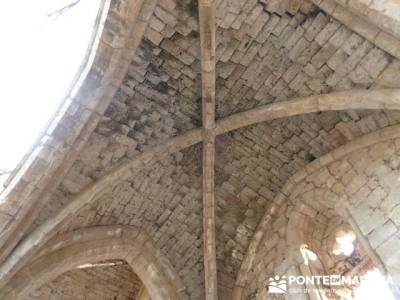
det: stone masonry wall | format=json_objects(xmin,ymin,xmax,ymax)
[
  {"xmin": 28, "ymin": 261, "xmax": 142, "ymax": 300},
  {"xmin": 8, "ymin": 0, "xmax": 400, "ymax": 299},
  {"xmin": 215, "ymin": 1, "xmax": 400, "ymax": 117},
  {"xmin": 242, "ymin": 136, "xmax": 400, "ymax": 299},
  {"xmin": 215, "ymin": 109, "xmax": 400, "ymax": 297},
  {"xmin": 34, "ymin": 0, "xmax": 203, "ymax": 226},
  {"xmin": 33, "ymin": 0, "xmax": 400, "ymax": 229},
  {"xmin": 28, "ymin": 1, "xmax": 400, "ymax": 296},
  {"xmin": 62, "ymin": 146, "xmax": 204, "ymax": 300},
  {"xmin": 311, "ymin": 214, "xmax": 365, "ymax": 277}
]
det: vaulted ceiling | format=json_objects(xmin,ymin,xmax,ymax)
[{"xmin": 1, "ymin": 0, "xmax": 400, "ymax": 299}]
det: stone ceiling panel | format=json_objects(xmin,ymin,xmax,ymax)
[
  {"xmin": 33, "ymin": 0, "xmax": 203, "ymax": 227},
  {"xmin": 214, "ymin": 1, "xmax": 399, "ymax": 117},
  {"xmin": 10, "ymin": 1, "xmax": 400, "ymax": 299},
  {"xmin": 215, "ymin": 109, "xmax": 400, "ymax": 294},
  {"xmin": 32, "ymin": 0, "xmax": 400, "ymax": 231},
  {"xmin": 62, "ymin": 145, "xmax": 204, "ymax": 300}
]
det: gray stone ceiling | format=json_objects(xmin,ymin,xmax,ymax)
[{"xmin": 5, "ymin": 0, "xmax": 400, "ymax": 299}]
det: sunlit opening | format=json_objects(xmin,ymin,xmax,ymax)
[
  {"xmin": 355, "ymin": 268, "xmax": 395, "ymax": 300},
  {"xmin": 332, "ymin": 229, "xmax": 356, "ymax": 256},
  {"xmin": 77, "ymin": 261, "xmax": 124, "ymax": 269},
  {"xmin": 300, "ymin": 244, "xmax": 318, "ymax": 265},
  {"xmin": 0, "ymin": 0, "xmax": 102, "ymax": 187}
]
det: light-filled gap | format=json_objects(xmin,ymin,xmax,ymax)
[{"xmin": 0, "ymin": 0, "xmax": 102, "ymax": 188}]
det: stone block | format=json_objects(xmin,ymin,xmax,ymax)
[
  {"xmin": 368, "ymin": 220, "xmax": 398, "ymax": 248},
  {"xmin": 376, "ymin": 234, "xmax": 400, "ymax": 265},
  {"xmin": 154, "ymin": 6, "xmax": 177, "ymax": 27},
  {"xmin": 315, "ymin": 19, "xmax": 340, "ymax": 46},
  {"xmin": 376, "ymin": 61, "xmax": 400, "ymax": 88},
  {"xmin": 360, "ymin": 47, "xmax": 391, "ymax": 78},
  {"xmin": 311, "ymin": 42, "xmax": 337, "ymax": 68},
  {"xmin": 304, "ymin": 12, "xmax": 329, "ymax": 42},
  {"xmin": 357, "ymin": 208, "xmax": 386, "ymax": 235}
]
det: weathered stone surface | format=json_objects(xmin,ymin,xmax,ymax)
[
  {"xmin": 64, "ymin": 147, "xmax": 204, "ymax": 299},
  {"xmin": 29, "ymin": 261, "xmax": 142, "ymax": 300},
  {"xmin": 2, "ymin": 0, "xmax": 400, "ymax": 299},
  {"xmin": 215, "ymin": 5, "xmax": 398, "ymax": 118},
  {"xmin": 239, "ymin": 130, "xmax": 400, "ymax": 299}
]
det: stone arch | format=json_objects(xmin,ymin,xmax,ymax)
[
  {"xmin": 285, "ymin": 187, "xmax": 385, "ymax": 272},
  {"xmin": 286, "ymin": 188, "xmax": 343, "ymax": 251},
  {"xmin": 216, "ymin": 89, "xmax": 400, "ymax": 135},
  {"xmin": 233, "ymin": 124, "xmax": 400, "ymax": 299},
  {"xmin": 0, "ymin": 0, "xmax": 400, "ymax": 298},
  {"xmin": 0, "ymin": 226, "xmax": 189, "ymax": 300},
  {"xmin": 2, "ymin": 89, "xmax": 400, "ymax": 288},
  {"xmin": 282, "ymin": 186, "xmax": 394, "ymax": 300}
]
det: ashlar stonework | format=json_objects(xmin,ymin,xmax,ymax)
[{"xmin": 1, "ymin": 0, "xmax": 400, "ymax": 299}]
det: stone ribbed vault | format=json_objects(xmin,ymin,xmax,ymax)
[{"xmin": 1, "ymin": 0, "xmax": 400, "ymax": 299}]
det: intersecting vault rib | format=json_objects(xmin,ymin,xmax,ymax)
[{"xmin": 198, "ymin": 0, "xmax": 218, "ymax": 299}]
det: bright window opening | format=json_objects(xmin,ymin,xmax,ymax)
[
  {"xmin": 0, "ymin": 0, "xmax": 102, "ymax": 188},
  {"xmin": 332, "ymin": 228, "xmax": 356, "ymax": 256}
]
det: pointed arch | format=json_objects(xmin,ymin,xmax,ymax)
[{"xmin": 0, "ymin": 226, "xmax": 189, "ymax": 300}]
